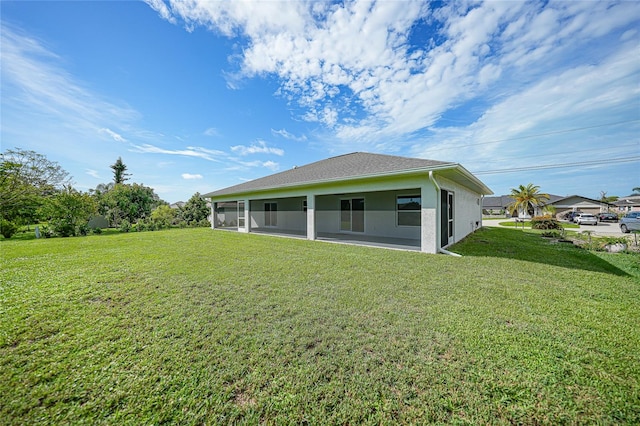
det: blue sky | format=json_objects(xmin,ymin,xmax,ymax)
[{"xmin": 2, "ymin": 1, "xmax": 639, "ymax": 203}]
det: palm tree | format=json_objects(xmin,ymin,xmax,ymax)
[{"xmin": 507, "ymin": 183, "xmax": 550, "ymax": 218}]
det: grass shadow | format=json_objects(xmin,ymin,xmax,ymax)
[{"xmin": 452, "ymin": 227, "xmax": 632, "ymax": 277}]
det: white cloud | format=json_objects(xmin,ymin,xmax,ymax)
[
  {"xmin": 271, "ymin": 128, "xmax": 306, "ymax": 142},
  {"xmin": 144, "ymin": 0, "xmax": 176, "ymax": 24},
  {"xmin": 203, "ymin": 127, "xmax": 220, "ymax": 137},
  {"xmin": 1, "ymin": 24, "xmax": 138, "ymax": 134},
  {"xmin": 86, "ymin": 169, "xmax": 100, "ymax": 179},
  {"xmin": 230, "ymin": 140, "xmax": 284, "ymax": 156},
  {"xmin": 411, "ymin": 40, "xmax": 640, "ymax": 170},
  {"xmin": 99, "ymin": 128, "xmax": 127, "ymax": 143},
  {"xmin": 149, "ymin": 0, "xmax": 639, "ymax": 149},
  {"xmin": 130, "ymin": 143, "xmax": 225, "ymax": 162},
  {"xmin": 239, "ymin": 160, "xmax": 280, "ymax": 171},
  {"xmin": 181, "ymin": 173, "xmax": 203, "ymax": 180}
]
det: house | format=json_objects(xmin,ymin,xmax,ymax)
[
  {"xmin": 482, "ymin": 194, "xmax": 615, "ymax": 218},
  {"xmin": 548, "ymin": 195, "xmax": 616, "ymax": 218},
  {"xmin": 482, "ymin": 194, "xmax": 563, "ymax": 217},
  {"xmin": 614, "ymin": 195, "xmax": 640, "ymax": 212},
  {"xmin": 203, "ymin": 152, "xmax": 493, "ymax": 254}
]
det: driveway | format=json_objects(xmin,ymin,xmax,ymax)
[
  {"xmin": 483, "ymin": 219, "xmax": 628, "ymax": 237},
  {"xmin": 571, "ymin": 221, "xmax": 627, "ymax": 236}
]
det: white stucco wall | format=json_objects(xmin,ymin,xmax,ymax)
[{"xmin": 436, "ymin": 176, "xmax": 482, "ymax": 244}]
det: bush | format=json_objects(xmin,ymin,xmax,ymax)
[
  {"xmin": 0, "ymin": 219, "xmax": 19, "ymax": 239},
  {"xmin": 531, "ymin": 216, "xmax": 563, "ymax": 230},
  {"xmin": 119, "ymin": 220, "xmax": 131, "ymax": 233},
  {"xmin": 78, "ymin": 224, "xmax": 90, "ymax": 236},
  {"xmin": 40, "ymin": 225, "xmax": 54, "ymax": 238},
  {"xmin": 50, "ymin": 220, "xmax": 75, "ymax": 237},
  {"xmin": 540, "ymin": 230, "xmax": 564, "ymax": 239}
]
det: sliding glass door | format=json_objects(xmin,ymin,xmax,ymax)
[{"xmin": 340, "ymin": 198, "xmax": 364, "ymax": 232}]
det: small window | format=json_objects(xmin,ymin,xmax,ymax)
[{"xmin": 397, "ymin": 195, "xmax": 421, "ymax": 226}]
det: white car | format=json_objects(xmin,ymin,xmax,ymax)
[
  {"xmin": 620, "ymin": 211, "xmax": 640, "ymax": 233},
  {"xmin": 574, "ymin": 213, "xmax": 598, "ymax": 225}
]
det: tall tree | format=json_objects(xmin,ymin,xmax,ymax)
[
  {"xmin": 632, "ymin": 187, "xmax": 640, "ymax": 195},
  {"xmin": 110, "ymin": 157, "xmax": 131, "ymax": 185},
  {"xmin": 100, "ymin": 183, "xmax": 164, "ymax": 226},
  {"xmin": 41, "ymin": 185, "xmax": 97, "ymax": 237},
  {"xmin": 507, "ymin": 183, "xmax": 550, "ymax": 217},
  {"xmin": 179, "ymin": 192, "xmax": 210, "ymax": 226},
  {"xmin": 0, "ymin": 148, "xmax": 71, "ymax": 224}
]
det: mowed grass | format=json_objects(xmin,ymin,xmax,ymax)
[{"xmin": 1, "ymin": 228, "xmax": 639, "ymax": 424}]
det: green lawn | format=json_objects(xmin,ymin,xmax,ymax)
[
  {"xmin": 497, "ymin": 220, "xmax": 580, "ymax": 229},
  {"xmin": 1, "ymin": 228, "xmax": 639, "ymax": 424}
]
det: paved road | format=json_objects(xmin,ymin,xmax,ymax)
[{"xmin": 483, "ymin": 219, "xmax": 629, "ymax": 237}]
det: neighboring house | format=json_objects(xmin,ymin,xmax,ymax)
[
  {"xmin": 483, "ymin": 194, "xmax": 616, "ymax": 218},
  {"xmin": 203, "ymin": 152, "xmax": 492, "ymax": 254},
  {"xmin": 548, "ymin": 195, "xmax": 616, "ymax": 218},
  {"xmin": 614, "ymin": 195, "xmax": 640, "ymax": 212},
  {"xmin": 482, "ymin": 194, "xmax": 563, "ymax": 217}
]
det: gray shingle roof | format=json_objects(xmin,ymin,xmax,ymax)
[{"xmin": 204, "ymin": 152, "xmax": 453, "ymax": 198}]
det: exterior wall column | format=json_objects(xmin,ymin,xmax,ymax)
[
  {"xmin": 421, "ymin": 183, "xmax": 438, "ymax": 254},
  {"xmin": 306, "ymin": 194, "xmax": 316, "ymax": 240},
  {"xmin": 211, "ymin": 201, "xmax": 216, "ymax": 229}
]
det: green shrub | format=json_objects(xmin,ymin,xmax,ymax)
[
  {"xmin": 78, "ymin": 224, "xmax": 90, "ymax": 236},
  {"xmin": 50, "ymin": 220, "xmax": 75, "ymax": 237},
  {"xmin": 92, "ymin": 227, "xmax": 103, "ymax": 235},
  {"xmin": 40, "ymin": 225, "xmax": 54, "ymax": 238},
  {"xmin": 540, "ymin": 230, "xmax": 563, "ymax": 239},
  {"xmin": 531, "ymin": 216, "xmax": 563, "ymax": 230},
  {"xmin": 119, "ymin": 220, "xmax": 131, "ymax": 233},
  {"xmin": 601, "ymin": 236, "xmax": 629, "ymax": 245},
  {"xmin": 0, "ymin": 219, "xmax": 19, "ymax": 239}
]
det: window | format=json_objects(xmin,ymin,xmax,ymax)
[
  {"xmin": 264, "ymin": 202, "xmax": 277, "ymax": 227},
  {"xmin": 397, "ymin": 195, "xmax": 421, "ymax": 226}
]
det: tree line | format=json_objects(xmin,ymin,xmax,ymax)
[{"xmin": 0, "ymin": 149, "xmax": 210, "ymax": 239}]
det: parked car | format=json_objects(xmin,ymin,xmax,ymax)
[
  {"xmin": 619, "ymin": 211, "xmax": 640, "ymax": 233},
  {"xmin": 574, "ymin": 213, "xmax": 598, "ymax": 225},
  {"xmin": 597, "ymin": 212, "xmax": 618, "ymax": 222},
  {"xmin": 564, "ymin": 211, "xmax": 582, "ymax": 222}
]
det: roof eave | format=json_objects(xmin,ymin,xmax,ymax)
[
  {"xmin": 204, "ymin": 162, "xmax": 493, "ymax": 200},
  {"xmin": 204, "ymin": 163, "xmax": 454, "ymax": 200}
]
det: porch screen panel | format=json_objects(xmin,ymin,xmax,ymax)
[
  {"xmin": 352, "ymin": 198, "xmax": 365, "ymax": 232},
  {"xmin": 340, "ymin": 200, "xmax": 351, "ymax": 231},
  {"xmin": 397, "ymin": 195, "xmax": 421, "ymax": 226},
  {"xmin": 238, "ymin": 201, "xmax": 245, "ymax": 228},
  {"xmin": 264, "ymin": 202, "xmax": 277, "ymax": 227}
]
